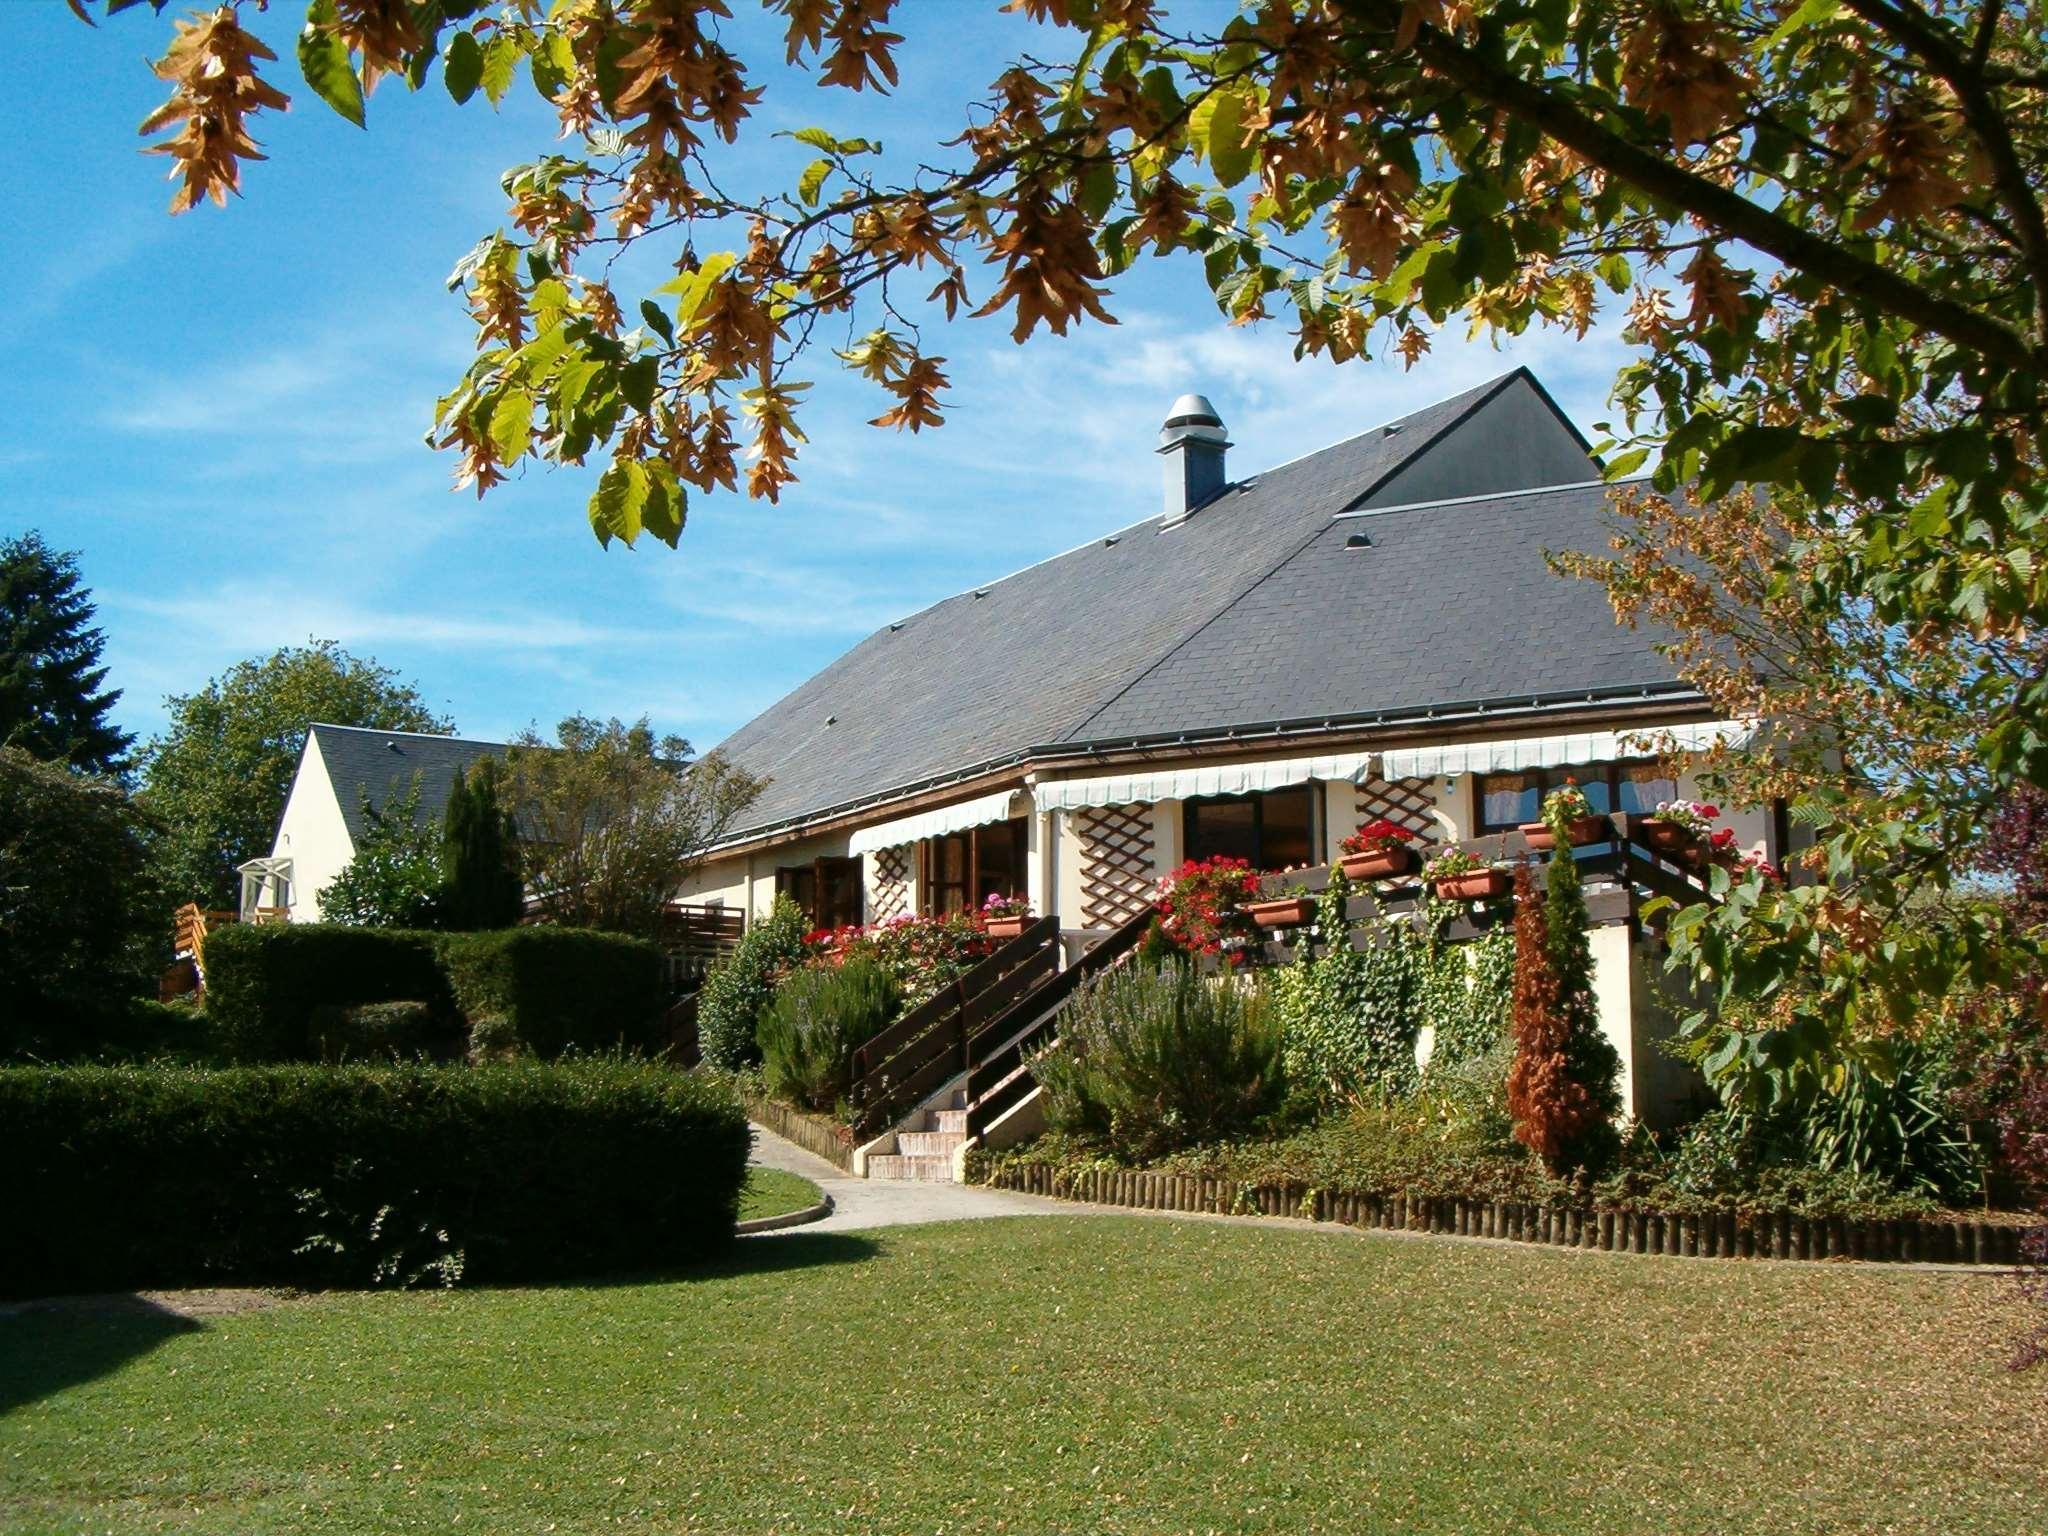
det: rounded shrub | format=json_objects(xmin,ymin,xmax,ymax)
[
  {"xmin": 1037, "ymin": 962, "xmax": 1285, "ymax": 1161},
  {"xmin": 697, "ymin": 895, "xmax": 810, "ymax": 1070},
  {"xmin": 758, "ymin": 957, "xmax": 899, "ymax": 1112}
]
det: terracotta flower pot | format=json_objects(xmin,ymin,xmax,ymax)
[
  {"xmin": 1246, "ymin": 897, "xmax": 1315, "ymax": 929},
  {"xmin": 1338, "ymin": 844, "xmax": 1417, "ymax": 882},
  {"xmin": 985, "ymin": 914, "xmax": 1030, "ymax": 940},
  {"xmin": 1639, "ymin": 818, "xmax": 1703, "ymax": 865},
  {"xmin": 1520, "ymin": 814, "xmax": 1614, "ymax": 852},
  {"xmin": 1431, "ymin": 869, "xmax": 1511, "ymax": 902}
]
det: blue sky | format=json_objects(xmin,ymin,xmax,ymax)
[{"xmin": 4, "ymin": 1, "xmax": 1636, "ymax": 751}]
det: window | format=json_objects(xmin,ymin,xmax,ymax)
[
  {"xmin": 1475, "ymin": 762, "xmax": 1677, "ymax": 832},
  {"xmin": 922, "ymin": 819, "xmax": 1028, "ymax": 916},
  {"xmin": 1183, "ymin": 785, "xmax": 1314, "ymax": 872},
  {"xmin": 775, "ymin": 856, "xmax": 863, "ymax": 930}
]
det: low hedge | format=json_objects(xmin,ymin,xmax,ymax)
[
  {"xmin": 203, "ymin": 924, "xmax": 666, "ymax": 1061},
  {"xmin": 0, "ymin": 1060, "xmax": 751, "ymax": 1297},
  {"xmin": 204, "ymin": 924, "xmax": 451, "ymax": 1061},
  {"xmin": 436, "ymin": 928, "xmax": 665, "ymax": 1057}
]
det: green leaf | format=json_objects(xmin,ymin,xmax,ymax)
[
  {"xmin": 530, "ymin": 29, "xmax": 575, "ymax": 102},
  {"xmin": 797, "ymin": 158, "xmax": 832, "ymax": 209},
  {"xmin": 789, "ymin": 126, "xmax": 840, "ymax": 152},
  {"xmin": 480, "ymin": 30, "xmax": 521, "ymax": 106},
  {"xmin": 592, "ymin": 460, "xmax": 648, "ymax": 546},
  {"xmin": 1079, "ymin": 161, "xmax": 1119, "ymax": 221},
  {"xmin": 444, "ymin": 29, "xmax": 483, "ymax": 104},
  {"xmin": 1764, "ymin": 0, "xmax": 1840, "ymax": 49},
  {"xmin": 1602, "ymin": 446, "xmax": 1651, "ymax": 480},
  {"xmin": 297, "ymin": 0, "xmax": 366, "ymax": 128},
  {"xmin": 619, "ymin": 356, "xmax": 658, "ymax": 412},
  {"xmin": 1195, "ymin": 88, "xmax": 1255, "ymax": 189},
  {"xmin": 488, "ymin": 388, "xmax": 532, "ymax": 462},
  {"xmin": 638, "ymin": 300, "xmax": 675, "ymax": 346}
]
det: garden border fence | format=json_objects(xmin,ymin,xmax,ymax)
[{"xmin": 979, "ymin": 1162, "xmax": 2040, "ymax": 1266}]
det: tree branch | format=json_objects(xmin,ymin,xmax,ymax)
[
  {"xmin": 1834, "ymin": 0, "xmax": 2048, "ymax": 347},
  {"xmin": 1366, "ymin": 4, "xmax": 2048, "ymax": 376}
]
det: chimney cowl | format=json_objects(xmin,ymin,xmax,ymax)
[{"xmin": 1156, "ymin": 393, "xmax": 1231, "ymax": 526}]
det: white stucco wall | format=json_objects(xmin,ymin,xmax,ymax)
[{"xmin": 269, "ymin": 736, "xmax": 356, "ymax": 923}]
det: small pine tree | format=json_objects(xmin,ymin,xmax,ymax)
[
  {"xmin": 1542, "ymin": 796, "xmax": 1624, "ymax": 1147},
  {"xmin": 442, "ymin": 759, "xmax": 523, "ymax": 929},
  {"xmin": 1506, "ymin": 862, "xmax": 1606, "ymax": 1174},
  {"xmin": 0, "ymin": 532, "xmax": 132, "ymax": 777}
]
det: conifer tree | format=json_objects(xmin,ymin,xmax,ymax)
[
  {"xmin": 1543, "ymin": 796, "xmax": 1624, "ymax": 1145},
  {"xmin": 1508, "ymin": 862, "xmax": 1608, "ymax": 1176},
  {"xmin": 0, "ymin": 532, "xmax": 131, "ymax": 777},
  {"xmin": 442, "ymin": 758, "xmax": 523, "ymax": 930}
]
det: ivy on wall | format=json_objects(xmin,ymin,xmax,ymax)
[{"xmin": 1274, "ymin": 876, "xmax": 1515, "ymax": 1106}]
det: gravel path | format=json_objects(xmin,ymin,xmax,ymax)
[{"xmin": 745, "ymin": 1120, "xmax": 1067, "ymax": 1234}]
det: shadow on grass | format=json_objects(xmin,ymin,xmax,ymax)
[
  {"xmin": 0, "ymin": 1295, "xmax": 202, "ymax": 1416},
  {"xmin": 510, "ymin": 1229, "xmax": 885, "ymax": 1296}
]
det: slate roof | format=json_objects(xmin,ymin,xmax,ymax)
[
  {"xmin": 1072, "ymin": 482, "xmax": 1685, "ymax": 741},
  {"xmin": 307, "ymin": 723, "xmax": 508, "ymax": 846},
  {"xmin": 706, "ymin": 367, "xmax": 1690, "ymax": 842}
]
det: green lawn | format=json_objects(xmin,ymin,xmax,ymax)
[
  {"xmin": 2, "ymin": 1217, "xmax": 2041, "ymax": 1534},
  {"xmin": 738, "ymin": 1166, "xmax": 822, "ymax": 1222}
]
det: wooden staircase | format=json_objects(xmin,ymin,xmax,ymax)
[{"xmin": 846, "ymin": 909, "xmax": 1155, "ymax": 1179}]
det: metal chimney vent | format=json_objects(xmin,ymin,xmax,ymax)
[{"xmin": 1156, "ymin": 392, "xmax": 1230, "ymax": 526}]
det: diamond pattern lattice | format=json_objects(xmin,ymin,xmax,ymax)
[
  {"xmin": 1076, "ymin": 804, "xmax": 1157, "ymax": 927},
  {"xmin": 869, "ymin": 845, "xmax": 911, "ymax": 921},
  {"xmin": 1352, "ymin": 777, "xmax": 1441, "ymax": 844}
]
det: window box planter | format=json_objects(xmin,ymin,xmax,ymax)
[
  {"xmin": 1519, "ymin": 814, "xmax": 1613, "ymax": 852},
  {"xmin": 1431, "ymin": 868, "xmax": 1512, "ymax": 902},
  {"xmin": 1245, "ymin": 896, "xmax": 1315, "ymax": 929},
  {"xmin": 985, "ymin": 914, "xmax": 1031, "ymax": 941},
  {"xmin": 1639, "ymin": 817, "xmax": 1704, "ymax": 866},
  {"xmin": 1338, "ymin": 844, "xmax": 1417, "ymax": 882}
]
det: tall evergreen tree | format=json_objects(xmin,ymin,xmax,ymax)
[
  {"xmin": 0, "ymin": 532, "xmax": 132, "ymax": 776},
  {"xmin": 442, "ymin": 759, "xmax": 523, "ymax": 930}
]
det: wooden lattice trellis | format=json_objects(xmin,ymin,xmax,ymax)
[
  {"xmin": 1352, "ymin": 776, "xmax": 1441, "ymax": 843},
  {"xmin": 868, "ymin": 844, "xmax": 911, "ymax": 921},
  {"xmin": 1076, "ymin": 803, "xmax": 1157, "ymax": 927}
]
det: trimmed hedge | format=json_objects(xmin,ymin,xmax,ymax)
[
  {"xmin": 203, "ymin": 924, "xmax": 665, "ymax": 1061},
  {"xmin": 204, "ymin": 924, "xmax": 450, "ymax": 1061},
  {"xmin": 436, "ymin": 928, "xmax": 665, "ymax": 1058},
  {"xmin": 0, "ymin": 1060, "xmax": 751, "ymax": 1296}
]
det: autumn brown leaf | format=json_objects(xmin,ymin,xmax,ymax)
[{"xmin": 138, "ymin": 6, "xmax": 290, "ymax": 214}]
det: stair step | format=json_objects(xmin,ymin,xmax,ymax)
[
  {"xmin": 898, "ymin": 1130, "xmax": 965, "ymax": 1157},
  {"xmin": 867, "ymin": 1153, "xmax": 955, "ymax": 1183},
  {"xmin": 929, "ymin": 1109, "xmax": 968, "ymax": 1134}
]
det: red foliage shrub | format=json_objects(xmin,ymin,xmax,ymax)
[{"xmin": 1506, "ymin": 863, "xmax": 1605, "ymax": 1175}]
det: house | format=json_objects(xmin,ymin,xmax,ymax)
[
  {"xmin": 678, "ymin": 366, "xmax": 1771, "ymax": 921},
  {"xmin": 237, "ymin": 723, "xmax": 508, "ymax": 923},
  {"xmin": 675, "ymin": 367, "xmax": 1777, "ymax": 1132}
]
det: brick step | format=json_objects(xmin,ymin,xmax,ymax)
[
  {"xmin": 866, "ymin": 1153, "xmax": 955, "ymax": 1183},
  {"xmin": 928, "ymin": 1109, "xmax": 968, "ymax": 1134},
  {"xmin": 898, "ymin": 1130, "xmax": 966, "ymax": 1158}
]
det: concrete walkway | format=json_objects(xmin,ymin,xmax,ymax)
[{"xmin": 746, "ymin": 1120, "xmax": 1065, "ymax": 1234}]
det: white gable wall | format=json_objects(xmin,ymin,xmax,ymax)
[{"xmin": 269, "ymin": 735, "xmax": 356, "ymax": 923}]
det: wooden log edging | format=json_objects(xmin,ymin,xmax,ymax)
[
  {"xmin": 742, "ymin": 1095, "xmax": 855, "ymax": 1172},
  {"xmin": 980, "ymin": 1164, "xmax": 2041, "ymax": 1266}
]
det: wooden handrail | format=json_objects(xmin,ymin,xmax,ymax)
[
  {"xmin": 962, "ymin": 906, "xmax": 1154, "ymax": 1140},
  {"xmin": 847, "ymin": 917, "xmax": 1059, "ymax": 1139}
]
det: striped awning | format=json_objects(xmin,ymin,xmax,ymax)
[
  {"xmin": 1377, "ymin": 720, "xmax": 1758, "ymax": 780},
  {"xmin": 847, "ymin": 788, "xmax": 1022, "ymax": 855},
  {"xmin": 1033, "ymin": 751, "xmax": 1375, "ymax": 814}
]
